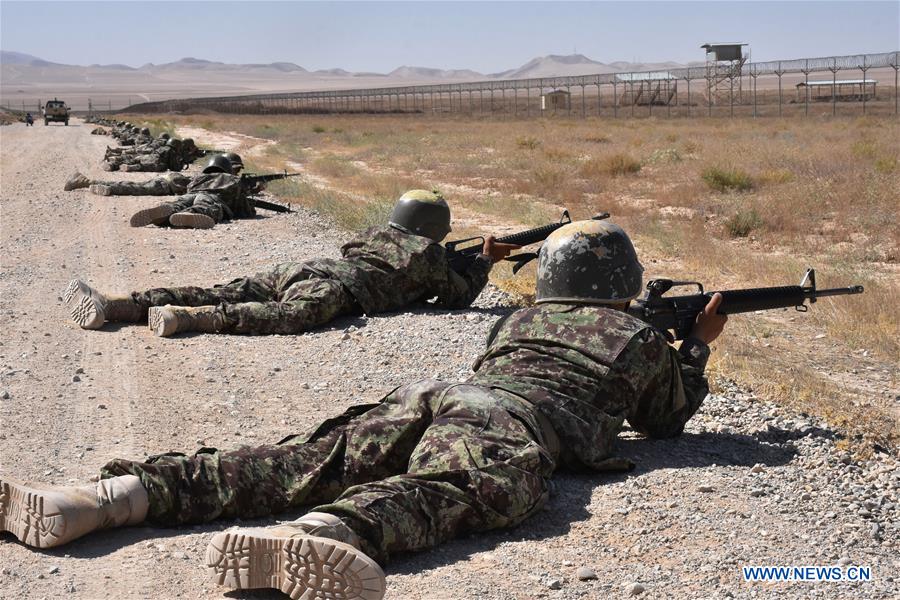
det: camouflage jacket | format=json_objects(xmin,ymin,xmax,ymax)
[
  {"xmin": 186, "ymin": 173, "xmax": 255, "ymax": 218},
  {"xmin": 305, "ymin": 226, "xmax": 492, "ymax": 314},
  {"xmin": 468, "ymin": 303, "xmax": 710, "ymax": 471}
]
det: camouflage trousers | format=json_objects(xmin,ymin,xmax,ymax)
[
  {"xmin": 152, "ymin": 192, "xmax": 229, "ymax": 224},
  {"xmin": 132, "ymin": 262, "xmax": 362, "ymax": 334},
  {"xmin": 101, "ymin": 379, "xmax": 557, "ymax": 563},
  {"xmin": 103, "ymin": 154, "xmax": 167, "ymax": 172},
  {"xmin": 92, "ymin": 177, "xmax": 180, "ymax": 196}
]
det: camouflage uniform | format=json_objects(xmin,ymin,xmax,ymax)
[
  {"xmin": 144, "ymin": 173, "xmax": 255, "ymax": 226},
  {"xmin": 101, "ymin": 303, "xmax": 709, "ymax": 564},
  {"xmin": 91, "ymin": 173, "xmax": 191, "ymax": 196},
  {"xmin": 105, "ymin": 145, "xmax": 183, "ymax": 173},
  {"xmin": 130, "ymin": 225, "xmax": 492, "ymax": 334}
]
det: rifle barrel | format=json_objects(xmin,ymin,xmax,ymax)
[{"xmin": 813, "ymin": 285, "xmax": 865, "ymax": 297}]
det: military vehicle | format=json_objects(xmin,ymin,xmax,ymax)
[{"xmin": 43, "ymin": 98, "xmax": 69, "ymax": 126}]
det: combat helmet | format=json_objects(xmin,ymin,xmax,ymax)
[
  {"xmin": 159, "ymin": 132, "xmax": 170, "ymax": 140},
  {"xmin": 388, "ymin": 190, "xmax": 451, "ymax": 242},
  {"xmin": 140, "ymin": 127, "xmax": 151, "ymax": 136},
  {"xmin": 202, "ymin": 154, "xmax": 233, "ymax": 174},
  {"xmin": 223, "ymin": 152, "xmax": 244, "ymax": 173},
  {"xmin": 166, "ymin": 138, "xmax": 182, "ymax": 149},
  {"xmin": 535, "ymin": 220, "xmax": 643, "ymax": 304}
]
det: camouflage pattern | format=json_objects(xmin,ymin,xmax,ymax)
[
  {"xmin": 135, "ymin": 268, "xmax": 360, "ymax": 335},
  {"xmin": 185, "ymin": 173, "xmax": 255, "ymax": 218},
  {"xmin": 101, "ymin": 379, "xmax": 555, "ymax": 564},
  {"xmin": 129, "ymin": 226, "xmax": 491, "ymax": 333},
  {"xmin": 90, "ymin": 127, "xmax": 109, "ymax": 135},
  {"xmin": 304, "ymin": 225, "xmax": 491, "ymax": 313},
  {"xmin": 107, "ymin": 146, "xmax": 184, "ymax": 173},
  {"xmin": 129, "ymin": 173, "xmax": 256, "ymax": 227},
  {"xmin": 469, "ymin": 303, "xmax": 710, "ymax": 469},
  {"xmin": 89, "ymin": 173, "xmax": 191, "ymax": 196},
  {"xmin": 99, "ymin": 303, "xmax": 709, "ymax": 564},
  {"xmin": 536, "ymin": 220, "xmax": 644, "ymax": 304}
]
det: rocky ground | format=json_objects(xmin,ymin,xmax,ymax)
[{"xmin": 0, "ymin": 120, "xmax": 896, "ymax": 599}]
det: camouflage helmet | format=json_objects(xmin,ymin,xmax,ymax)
[
  {"xmin": 388, "ymin": 190, "xmax": 451, "ymax": 242},
  {"xmin": 202, "ymin": 154, "xmax": 233, "ymax": 174},
  {"xmin": 223, "ymin": 152, "xmax": 243, "ymax": 170},
  {"xmin": 182, "ymin": 138, "xmax": 195, "ymax": 148},
  {"xmin": 159, "ymin": 132, "xmax": 170, "ymax": 140},
  {"xmin": 535, "ymin": 220, "xmax": 644, "ymax": 305},
  {"xmin": 141, "ymin": 127, "xmax": 151, "ymax": 136},
  {"xmin": 166, "ymin": 138, "xmax": 182, "ymax": 149}
]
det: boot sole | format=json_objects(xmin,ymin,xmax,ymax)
[
  {"xmin": 64, "ymin": 279, "xmax": 105, "ymax": 329},
  {"xmin": 130, "ymin": 205, "xmax": 175, "ymax": 227},
  {"xmin": 206, "ymin": 531, "xmax": 386, "ymax": 600},
  {"xmin": 0, "ymin": 476, "xmax": 67, "ymax": 549},
  {"xmin": 169, "ymin": 213, "xmax": 215, "ymax": 229},
  {"xmin": 148, "ymin": 306, "xmax": 177, "ymax": 337}
]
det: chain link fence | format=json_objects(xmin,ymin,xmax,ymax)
[{"xmin": 5, "ymin": 51, "xmax": 898, "ymax": 119}]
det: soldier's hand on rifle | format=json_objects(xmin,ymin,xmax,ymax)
[
  {"xmin": 482, "ymin": 236, "xmax": 521, "ymax": 263},
  {"xmin": 690, "ymin": 292, "xmax": 728, "ymax": 345}
]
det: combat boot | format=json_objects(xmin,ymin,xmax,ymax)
[
  {"xmin": 0, "ymin": 474, "xmax": 148, "ymax": 549},
  {"xmin": 149, "ymin": 305, "xmax": 226, "ymax": 337},
  {"xmin": 64, "ymin": 172, "xmax": 91, "ymax": 191},
  {"xmin": 206, "ymin": 512, "xmax": 386, "ymax": 600},
  {"xmin": 89, "ymin": 184, "xmax": 113, "ymax": 196},
  {"xmin": 130, "ymin": 203, "xmax": 176, "ymax": 227},
  {"xmin": 64, "ymin": 279, "xmax": 144, "ymax": 329},
  {"xmin": 169, "ymin": 212, "xmax": 216, "ymax": 229}
]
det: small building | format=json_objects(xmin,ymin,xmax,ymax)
[
  {"xmin": 541, "ymin": 89, "xmax": 571, "ymax": 111},
  {"xmin": 701, "ymin": 43, "xmax": 748, "ymax": 63},
  {"xmin": 796, "ymin": 79, "xmax": 877, "ymax": 102}
]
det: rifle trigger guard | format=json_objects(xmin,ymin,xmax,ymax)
[
  {"xmin": 445, "ymin": 236, "xmax": 484, "ymax": 252},
  {"xmin": 795, "ymin": 304, "xmax": 808, "ymax": 312}
]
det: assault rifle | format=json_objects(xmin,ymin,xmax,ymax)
[
  {"xmin": 445, "ymin": 210, "xmax": 610, "ymax": 274},
  {"xmin": 241, "ymin": 172, "xmax": 303, "ymax": 212},
  {"xmin": 626, "ymin": 268, "xmax": 864, "ymax": 341}
]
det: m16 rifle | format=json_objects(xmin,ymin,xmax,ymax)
[
  {"xmin": 241, "ymin": 172, "xmax": 303, "ymax": 212},
  {"xmin": 445, "ymin": 210, "xmax": 610, "ymax": 274},
  {"xmin": 626, "ymin": 268, "xmax": 864, "ymax": 341}
]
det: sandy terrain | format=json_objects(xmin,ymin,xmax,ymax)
[{"xmin": 0, "ymin": 121, "xmax": 897, "ymax": 599}]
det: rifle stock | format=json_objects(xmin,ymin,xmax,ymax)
[
  {"xmin": 627, "ymin": 268, "xmax": 864, "ymax": 341},
  {"xmin": 445, "ymin": 210, "xmax": 610, "ymax": 273}
]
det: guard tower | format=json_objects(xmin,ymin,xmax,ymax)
[{"xmin": 701, "ymin": 43, "xmax": 749, "ymax": 106}]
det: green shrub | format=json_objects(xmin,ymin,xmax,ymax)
[
  {"xmin": 702, "ymin": 166, "xmax": 753, "ymax": 192},
  {"xmin": 725, "ymin": 208, "xmax": 764, "ymax": 237},
  {"xmin": 516, "ymin": 136, "xmax": 541, "ymax": 150},
  {"xmin": 602, "ymin": 153, "xmax": 642, "ymax": 176},
  {"xmin": 874, "ymin": 156, "xmax": 897, "ymax": 174},
  {"xmin": 311, "ymin": 124, "xmax": 327, "ymax": 133}
]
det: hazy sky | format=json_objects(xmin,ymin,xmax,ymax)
[{"xmin": 2, "ymin": 1, "xmax": 898, "ymax": 72}]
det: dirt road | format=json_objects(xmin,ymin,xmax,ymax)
[{"xmin": 1, "ymin": 121, "xmax": 896, "ymax": 599}]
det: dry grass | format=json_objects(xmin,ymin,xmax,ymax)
[{"xmin": 134, "ymin": 111, "xmax": 900, "ymax": 453}]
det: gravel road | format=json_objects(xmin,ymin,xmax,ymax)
[{"xmin": 0, "ymin": 120, "xmax": 896, "ymax": 599}]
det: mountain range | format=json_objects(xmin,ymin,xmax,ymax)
[{"xmin": 1, "ymin": 50, "xmax": 697, "ymax": 81}]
